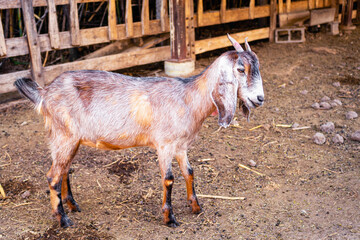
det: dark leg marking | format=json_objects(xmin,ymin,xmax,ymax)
[{"xmin": 162, "ymin": 171, "xmax": 179, "ymax": 227}]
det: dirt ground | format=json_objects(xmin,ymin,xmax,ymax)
[{"xmin": 1, "ymin": 26, "xmax": 359, "ymax": 240}]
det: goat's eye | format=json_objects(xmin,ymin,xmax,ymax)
[{"xmin": 237, "ymin": 68, "xmax": 245, "ymax": 74}]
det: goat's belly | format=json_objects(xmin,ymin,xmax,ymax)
[{"xmin": 80, "ymin": 134, "xmax": 154, "ymax": 150}]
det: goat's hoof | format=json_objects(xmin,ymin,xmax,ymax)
[
  {"xmin": 192, "ymin": 206, "xmax": 202, "ymax": 214},
  {"xmin": 60, "ymin": 215, "xmax": 74, "ymax": 228},
  {"xmin": 166, "ymin": 219, "xmax": 180, "ymax": 228},
  {"xmin": 70, "ymin": 202, "xmax": 81, "ymax": 212}
]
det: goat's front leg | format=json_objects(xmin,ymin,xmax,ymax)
[
  {"xmin": 158, "ymin": 148, "xmax": 179, "ymax": 227},
  {"xmin": 175, "ymin": 150, "xmax": 202, "ymax": 214}
]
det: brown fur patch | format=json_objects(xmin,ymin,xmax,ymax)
[
  {"xmin": 130, "ymin": 92, "xmax": 153, "ymax": 128},
  {"xmin": 178, "ymin": 107, "xmax": 186, "ymax": 117},
  {"xmin": 75, "ymin": 81, "xmax": 93, "ymax": 108},
  {"xmin": 135, "ymin": 134, "xmax": 149, "ymax": 146},
  {"xmin": 196, "ymin": 77, "xmax": 208, "ymax": 95},
  {"xmin": 244, "ymin": 63, "xmax": 252, "ymax": 86}
]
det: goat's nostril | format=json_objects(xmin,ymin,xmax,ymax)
[{"xmin": 257, "ymin": 95, "xmax": 264, "ymax": 102}]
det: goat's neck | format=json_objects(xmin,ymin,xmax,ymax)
[{"xmin": 185, "ymin": 58, "xmax": 224, "ymax": 124}]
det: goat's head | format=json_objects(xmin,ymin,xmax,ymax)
[{"xmin": 211, "ymin": 34, "xmax": 264, "ymax": 127}]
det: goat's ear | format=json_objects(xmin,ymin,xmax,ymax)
[
  {"xmin": 239, "ymin": 99, "xmax": 251, "ymax": 122},
  {"xmin": 227, "ymin": 34, "xmax": 244, "ymax": 53},
  {"xmin": 211, "ymin": 72, "xmax": 238, "ymax": 128}
]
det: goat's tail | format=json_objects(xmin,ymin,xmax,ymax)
[{"xmin": 14, "ymin": 78, "xmax": 43, "ymax": 106}]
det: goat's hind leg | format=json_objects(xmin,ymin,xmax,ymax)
[
  {"xmin": 175, "ymin": 150, "xmax": 201, "ymax": 214},
  {"xmin": 47, "ymin": 138, "xmax": 79, "ymax": 228},
  {"xmin": 61, "ymin": 171, "xmax": 81, "ymax": 212}
]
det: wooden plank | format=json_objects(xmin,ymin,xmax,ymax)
[
  {"xmin": 108, "ymin": 0, "xmax": 118, "ymax": 40},
  {"xmin": 279, "ymin": 11, "xmax": 310, "ymax": 27},
  {"xmin": 1, "ymin": 20, "xmax": 165, "ymax": 59},
  {"xmin": 47, "ymin": 0, "xmax": 60, "ymax": 49},
  {"xmin": 197, "ymin": 0, "xmax": 203, "ymax": 26},
  {"xmin": 0, "ymin": 46, "xmax": 171, "ymax": 94},
  {"xmin": 185, "ymin": 0, "xmax": 195, "ymax": 60},
  {"xmin": 279, "ymin": 0, "xmax": 284, "ymax": 14},
  {"xmin": 315, "ymin": 0, "xmax": 321, "ymax": 8},
  {"xmin": 308, "ymin": 0, "xmax": 315, "ymax": 9},
  {"xmin": 310, "ymin": 7, "xmax": 335, "ymax": 26},
  {"xmin": 160, "ymin": 0, "xmax": 169, "ymax": 31},
  {"xmin": 286, "ymin": 0, "xmax": 291, "ymax": 13},
  {"xmin": 269, "ymin": 0, "xmax": 277, "ymax": 42},
  {"xmin": 0, "ymin": 13, "xmax": 6, "ymax": 56},
  {"xmin": 195, "ymin": 28, "xmax": 270, "ymax": 55},
  {"xmin": 220, "ymin": 0, "xmax": 226, "ymax": 22},
  {"xmin": 21, "ymin": 0, "xmax": 44, "ymax": 86},
  {"xmin": 125, "ymin": 0, "xmax": 133, "ymax": 37},
  {"xmin": 0, "ymin": 0, "xmax": 107, "ymax": 9},
  {"xmin": 249, "ymin": 0, "xmax": 255, "ymax": 19},
  {"xmin": 141, "ymin": 0, "xmax": 150, "ymax": 35},
  {"xmin": 70, "ymin": 0, "xmax": 81, "ymax": 46}
]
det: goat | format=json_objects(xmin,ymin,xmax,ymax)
[{"xmin": 14, "ymin": 34, "xmax": 264, "ymax": 228}]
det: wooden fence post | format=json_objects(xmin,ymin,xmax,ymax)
[
  {"xmin": 165, "ymin": 0, "xmax": 195, "ymax": 76},
  {"xmin": 341, "ymin": 0, "xmax": 356, "ymax": 30},
  {"xmin": 0, "ymin": 12, "xmax": 6, "ymax": 56},
  {"xmin": 108, "ymin": 0, "xmax": 118, "ymax": 40},
  {"xmin": 47, "ymin": 0, "xmax": 60, "ymax": 49},
  {"xmin": 269, "ymin": 0, "xmax": 277, "ymax": 42},
  {"xmin": 21, "ymin": 0, "xmax": 44, "ymax": 86}
]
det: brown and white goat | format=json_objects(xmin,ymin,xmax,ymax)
[{"xmin": 14, "ymin": 34, "xmax": 264, "ymax": 228}]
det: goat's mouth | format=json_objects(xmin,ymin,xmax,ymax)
[{"xmin": 247, "ymin": 98, "xmax": 259, "ymax": 108}]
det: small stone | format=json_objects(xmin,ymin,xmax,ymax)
[
  {"xmin": 345, "ymin": 111, "xmax": 358, "ymax": 120},
  {"xmin": 332, "ymin": 82, "xmax": 341, "ymax": 87},
  {"xmin": 300, "ymin": 90, "xmax": 308, "ymax": 95},
  {"xmin": 304, "ymin": 76, "xmax": 310, "ymax": 80},
  {"xmin": 312, "ymin": 103, "xmax": 320, "ymax": 109},
  {"xmin": 21, "ymin": 190, "xmax": 31, "ymax": 199},
  {"xmin": 321, "ymin": 96, "xmax": 331, "ymax": 102},
  {"xmin": 350, "ymin": 131, "xmax": 360, "ymax": 142},
  {"xmin": 275, "ymin": 108, "xmax": 279, "ymax": 112},
  {"xmin": 333, "ymin": 99, "xmax": 342, "ymax": 106},
  {"xmin": 313, "ymin": 132, "xmax": 326, "ymax": 145},
  {"xmin": 319, "ymin": 102, "xmax": 332, "ymax": 110},
  {"xmin": 249, "ymin": 160, "xmax": 257, "ymax": 167},
  {"xmin": 320, "ymin": 122, "xmax": 335, "ymax": 133},
  {"xmin": 332, "ymin": 134, "xmax": 344, "ymax": 144},
  {"xmin": 300, "ymin": 210, "xmax": 309, "ymax": 218},
  {"xmin": 20, "ymin": 121, "xmax": 28, "ymax": 126},
  {"xmin": 292, "ymin": 123, "xmax": 300, "ymax": 128},
  {"xmin": 289, "ymin": 81, "xmax": 294, "ymax": 85}
]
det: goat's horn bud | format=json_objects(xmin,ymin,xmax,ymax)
[
  {"xmin": 245, "ymin": 37, "xmax": 251, "ymax": 52},
  {"xmin": 227, "ymin": 33, "xmax": 244, "ymax": 53}
]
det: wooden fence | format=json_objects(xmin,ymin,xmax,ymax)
[{"xmin": 0, "ymin": 0, "xmax": 358, "ymax": 94}]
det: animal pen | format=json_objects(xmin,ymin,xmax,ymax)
[{"xmin": 0, "ymin": 0, "xmax": 358, "ymax": 95}]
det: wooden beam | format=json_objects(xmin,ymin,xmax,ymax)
[
  {"xmin": 108, "ymin": 0, "xmax": 118, "ymax": 40},
  {"xmin": 70, "ymin": 0, "xmax": 81, "ymax": 46},
  {"xmin": 141, "ymin": 0, "xmax": 150, "ymax": 35},
  {"xmin": 0, "ymin": 13, "xmax": 6, "ymax": 56},
  {"xmin": 0, "ymin": 0, "xmax": 108, "ymax": 9},
  {"xmin": 125, "ymin": 0, "xmax": 133, "ymax": 37},
  {"xmin": 46, "ymin": 0, "xmax": 60, "ymax": 49},
  {"xmin": 1, "ymin": 20, "xmax": 165, "ymax": 59},
  {"xmin": 185, "ymin": 0, "xmax": 195, "ymax": 60},
  {"xmin": 21, "ymin": 0, "xmax": 44, "ymax": 86},
  {"xmin": 286, "ymin": 0, "xmax": 291, "ymax": 13},
  {"xmin": 195, "ymin": 28, "xmax": 270, "ymax": 55},
  {"xmin": 308, "ymin": 0, "xmax": 315, "ymax": 9},
  {"xmin": 160, "ymin": 0, "xmax": 169, "ymax": 31},
  {"xmin": 197, "ymin": 0, "xmax": 203, "ymax": 26},
  {"xmin": 220, "ymin": 0, "xmax": 226, "ymax": 22},
  {"xmin": 269, "ymin": 0, "xmax": 277, "ymax": 42},
  {"xmin": 249, "ymin": 0, "xmax": 255, "ymax": 19},
  {"xmin": 0, "ymin": 46, "xmax": 171, "ymax": 94},
  {"xmin": 279, "ymin": 0, "xmax": 284, "ymax": 14}
]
